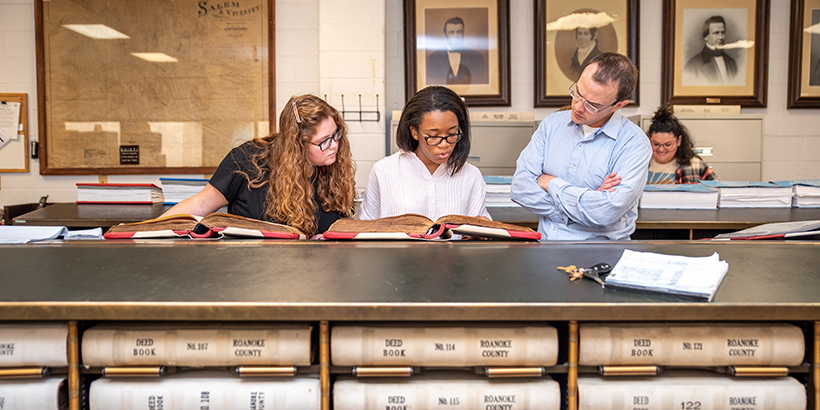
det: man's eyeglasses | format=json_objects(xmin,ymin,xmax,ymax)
[
  {"xmin": 652, "ymin": 141, "xmax": 677, "ymax": 149},
  {"xmin": 418, "ymin": 128, "xmax": 462, "ymax": 146},
  {"xmin": 311, "ymin": 128, "xmax": 342, "ymax": 152},
  {"xmin": 569, "ymin": 82, "xmax": 617, "ymax": 114}
]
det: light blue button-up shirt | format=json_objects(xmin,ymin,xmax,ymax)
[{"xmin": 511, "ymin": 110, "xmax": 651, "ymax": 240}]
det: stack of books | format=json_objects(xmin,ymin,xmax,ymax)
[
  {"xmin": 699, "ymin": 180, "xmax": 793, "ymax": 208},
  {"xmin": 639, "ymin": 184, "xmax": 719, "ymax": 209},
  {"xmin": 483, "ymin": 175, "xmax": 515, "ymax": 207},
  {"xmin": 771, "ymin": 179, "xmax": 820, "ymax": 207},
  {"xmin": 76, "ymin": 183, "xmax": 164, "ymax": 204},
  {"xmin": 159, "ymin": 177, "xmax": 209, "ymax": 205}
]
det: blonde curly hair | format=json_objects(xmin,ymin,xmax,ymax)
[{"xmin": 240, "ymin": 95, "xmax": 356, "ymax": 236}]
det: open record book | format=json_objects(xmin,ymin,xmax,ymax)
[
  {"xmin": 103, "ymin": 213, "xmax": 306, "ymax": 239},
  {"xmin": 322, "ymin": 214, "xmax": 541, "ymax": 240}
]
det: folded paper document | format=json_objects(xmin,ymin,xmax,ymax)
[{"xmin": 322, "ymin": 214, "xmax": 540, "ymax": 240}]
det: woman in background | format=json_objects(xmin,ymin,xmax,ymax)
[
  {"xmin": 162, "ymin": 94, "xmax": 356, "ymax": 237},
  {"xmin": 359, "ymin": 86, "xmax": 490, "ymax": 220},
  {"xmin": 646, "ymin": 105, "xmax": 718, "ymax": 184}
]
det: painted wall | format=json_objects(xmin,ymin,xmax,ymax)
[{"xmin": 0, "ymin": 0, "xmax": 817, "ymax": 208}]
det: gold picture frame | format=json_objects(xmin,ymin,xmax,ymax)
[{"xmin": 35, "ymin": 0, "xmax": 275, "ymax": 175}]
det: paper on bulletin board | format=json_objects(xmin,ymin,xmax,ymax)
[
  {"xmin": 0, "ymin": 102, "xmax": 21, "ymax": 150},
  {"xmin": 0, "ymin": 93, "xmax": 29, "ymax": 173}
]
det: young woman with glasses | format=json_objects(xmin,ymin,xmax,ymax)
[
  {"xmin": 646, "ymin": 104, "xmax": 718, "ymax": 184},
  {"xmin": 359, "ymin": 86, "xmax": 490, "ymax": 220},
  {"xmin": 161, "ymin": 94, "xmax": 356, "ymax": 237}
]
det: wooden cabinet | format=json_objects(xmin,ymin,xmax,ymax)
[{"xmin": 0, "ymin": 241, "xmax": 817, "ymax": 409}]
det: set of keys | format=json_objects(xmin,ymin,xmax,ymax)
[{"xmin": 557, "ymin": 263, "xmax": 612, "ymax": 287}]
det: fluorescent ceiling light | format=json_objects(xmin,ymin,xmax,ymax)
[
  {"xmin": 63, "ymin": 24, "xmax": 130, "ymax": 40},
  {"xmin": 131, "ymin": 53, "xmax": 179, "ymax": 63}
]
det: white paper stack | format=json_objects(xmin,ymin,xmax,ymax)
[
  {"xmin": 76, "ymin": 183, "xmax": 164, "ymax": 204},
  {"xmin": 483, "ymin": 175, "xmax": 515, "ymax": 207},
  {"xmin": 160, "ymin": 178, "xmax": 209, "ymax": 204},
  {"xmin": 604, "ymin": 250, "xmax": 729, "ymax": 301},
  {"xmin": 639, "ymin": 184, "xmax": 718, "ymax": 209},
  {"xmin": 771, "ymin": 179, "xmax": 820, "ymax": 207},
  {"xmin": 700, "ymin": 181, "xmax": 793, "ymax": 208}
]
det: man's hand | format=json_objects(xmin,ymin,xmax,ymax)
[
  {"xmin": 537, "ymin": 174, "xmax": 556, "ymax": 192},
  {"xmin": 596, "ymin": 172, "xmax": 621, "ymax": 192}
]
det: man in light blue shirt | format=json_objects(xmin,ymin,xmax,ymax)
[{"xmin": 512, "ymin": 53, "xmax": 651, "ymax": 240}]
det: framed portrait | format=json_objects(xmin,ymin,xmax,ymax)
[
  {"xmin": 661, "ymin": 0, "xmax": 769, "ymax": 107},
  {"xmin": 404, "ymin": 0, "xmax": 510, "ymax": 106},
  {"xmin": 534, "ymin": 0, "xmax": 639, "ymax": 107},
  {"xmin": 787, "ymin": 0, "xmax": 820, "ymax": 108},
  {"xmin": 35, "ymin": 0, "xmax": 274, "ymax": 175}
]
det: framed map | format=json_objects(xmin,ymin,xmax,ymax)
[{"xmin": 35, "ymin": 0, "xmax": 274, "ymax": 175}]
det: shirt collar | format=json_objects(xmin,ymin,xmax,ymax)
[{"xmin": 564, "ymin": 109, "xmax": 624, "ymax": 141}]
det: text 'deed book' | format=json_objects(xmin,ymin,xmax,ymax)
[
  {"xmin": 81, "ymin": 323, "xmax": 312, "ymax": 367},
  {"xmin": 333, "ymin": 374, "xmax": 560, "ymax": 410},
  {"xmin": 578, "ymin": 323, "xmax": 804, "ymax": 366},
  {"xmin": 577, "ymin": 371, "xmax": 806, "ymax": 410},
  {"xmin": 88, "ymin": 372, "xmax": 320, "ymax": 410},
  {"xmin": 330, "ymin": 325, "xmax": 557, "ymax": 366}
]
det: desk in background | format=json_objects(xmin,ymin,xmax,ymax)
[
  {"xmin": 12, "ymin": 202, "xmax": 168, "ymax": 229},
  {"xmin": 487, "ymin": 206, "xmax": 820, "ymax": 239},
  {"xmin": 11, "ymin": 202, "xmax": 820, "ymax": 239}
]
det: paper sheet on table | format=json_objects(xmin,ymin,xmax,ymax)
[
  {"xmin": 605, "ymin": 249, "xmax": 729, "ymax": 301},
  {"xmin": 0, "ymin": 226, "xmax": 68, "ymax": 244}
]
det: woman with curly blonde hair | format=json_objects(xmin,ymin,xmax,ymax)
[{"xmin": 162, "ymin": 94, "xmax": 356, "ymax": 236}]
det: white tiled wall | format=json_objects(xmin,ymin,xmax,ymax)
[
  {"xmin": 1, "ymin": 0, "xmax": 818, "ymax": 208},
  {"xmin": 318, "ymin": 0, "xmax": 386, "ymax": 190}
]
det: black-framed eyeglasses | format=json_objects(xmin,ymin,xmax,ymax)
[
  {"xmin": 569, "ymin": 82, "xmax": 617, "ymax": 114},
  {"xmin": 418, "ymin": 128, "xmax": 462, "ymax": 146},
  {"xmin": 311, "ymin": 128, "xmax": 342, "ymax": 151}
]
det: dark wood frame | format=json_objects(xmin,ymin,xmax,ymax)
[
  {"xmin": 787, "ymin": 0, "xmax": 820, "ymax": 108},
  {"xmin": 34, "ymin": 0, "xmax": 276, "ymax": 175},
  {"xmin": 534, "ymin": 0, "xmax": 640, "ymax": 107},
  {"xmin": 661, "ymin": 0, "xmax": 769, "ymax": 107},
  {"xmin": 403, "ymin": 0, "xmax": 511, "ymax": 106}
]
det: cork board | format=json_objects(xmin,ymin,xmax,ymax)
[{"xmin": 0, "ymin": 93, "xmax": 29, "ymax": 173}]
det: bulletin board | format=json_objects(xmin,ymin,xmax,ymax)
[
  {"xmin": 36, "ymin": 0, "xmax": 273, "ymax": 175},
  {"xmin": 0, "ymin": 93, "xmax": 29, "ymax": 173}
]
